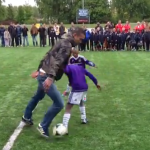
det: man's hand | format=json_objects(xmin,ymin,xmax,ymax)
[
  {"xmin": 97, "ymin": 84, "xmax": 101, "ymax": 90},
  {"xmin": 31, "ymin": 71, "xmax": 39, "ymax": 78},
  {"xmin": 43, "ymin": 77, "xmax": 53, "ymax": 92}
]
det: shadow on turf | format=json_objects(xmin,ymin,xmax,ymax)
[{"xmin": 37, "ymin": 135, "xmax": 69, "ymax": 143}]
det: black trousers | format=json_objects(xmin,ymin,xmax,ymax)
[
  {"xmin": 117, "ymin": 42, "xmax": 121, "ymax": 50},
  {"xmin": 51, "ymin": 39, "xmax": 55, "ymax": 47},
  {"xmin": 86, "ymin": 40, "xmax": 89, "ymax": 50},
  {"xmin": 12, "ymin": 36, "xmax": 18, "ymax": 47},
  {"xmin": 40, "ymin": 36, "xmax": 44, "ymax": 47},
  {"xmin": 90, "ymin": 40, "xmax": 94, "ymax": 51},
  {"xmin": 80, "ymin": 42, "xmax": 86, "ymax": 51},
  {"xmin": 145, "ymin": 41, "xmax": 150, "ymax": 51},
  {"xmin": 121, "ymin": 41, "xmax": 126, "ymax": 50}
]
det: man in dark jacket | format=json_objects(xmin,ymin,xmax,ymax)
[
  {"xmin": 143, "ymin": 28, "xmax": 150, "ymax": 51},
  {"xmin": 8, "ymin": 23, "xmax": 14, "ymax": 46},
  {"xmin": 48, "ymin": 27, "xmax": 56, "ymax": 47},
  {"xmin": 0, "ymin": 25, "xmax": 5, "ymax": 47},
  {"xmin": 38, "ymin": 25, "xmax": 46, "ymax": 47},
  {"xmin": 16, "ymin": 24, "xmax": 22, "ymax": 46},
  {"xmin": 11, "ymin": 24, "xmax": 18, "ymax": 47},
  {"xmin": 59, "ymin": 22, "xmax": 65, "ymax": 38},
  {"xmin": 22, "ymin": 25, "xmax": 29, "ymax": 46},
  {"xmin": 22, "ymin": 27, "xmax": 85, "ymax": 138}
]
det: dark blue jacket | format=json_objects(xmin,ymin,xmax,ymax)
[
  {"xmin": 121, "ymin": 32, "xmax": 127, "ymax": 41},
  {"xmin": 16, "ymin": 26, "xmax": 22, "ymax": 36},
  {"xmin": 134, "ymin": 33, "xmax": 142, "ymax": 42},
  {"xmin": 0, "ymin": 27, "xmax": 5, "ymax": 37},
  {"xmin": 111, "ymin": 32, "xmax": 117, "ymax": 42},
  {"xmin": 84, "ymin": 30, "xmax": 91, "ymax": 41}
]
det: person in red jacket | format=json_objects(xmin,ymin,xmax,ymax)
[
  {"xmin": 124, "ymin": 21, "xmax": 131, "ymax": 33},
  {"xmin": 141, "ymin": 20, "xmax": 146, "ymax": 32},
  {"xmin": 115, "ymin": 20, "xmax": 123, "ymax": 32},
  {"xmin": 135, "ymin": 22, "xmax": 143, "ymax": 33}
]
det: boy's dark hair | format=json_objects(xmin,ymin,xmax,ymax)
[{"xmin": 71, "ymin": 26, "xmax": 85, "ymax": 36}]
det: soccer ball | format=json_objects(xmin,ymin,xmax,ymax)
[{"xmin": 53, "ymin": 123, "xmax": 67, "ymax": 136}]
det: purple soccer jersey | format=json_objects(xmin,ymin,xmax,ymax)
[{"xmin": 64, "ymin": 64, "xmax": 98, "ymax": 92}]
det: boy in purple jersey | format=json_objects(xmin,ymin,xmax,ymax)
[
  {"xmin": 62, "ymin": 53, "xmax": 96, "ymax": 97},
  {"xmin": 62, "ymin": 64, "xmax": 100, "ymax": 132}
]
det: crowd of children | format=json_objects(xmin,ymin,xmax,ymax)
[{"xmin": 80, "ymin": 20, "xmax": 150, "ymax": 51}]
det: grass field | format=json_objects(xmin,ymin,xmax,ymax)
[{"xmin": 1, "ymin": 47, "xmax": 150, "ymax": 150}]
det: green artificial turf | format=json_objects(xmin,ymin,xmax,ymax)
[{"xmin": 0, "ymin": 48, "xmax": 150, "ymax": 150}]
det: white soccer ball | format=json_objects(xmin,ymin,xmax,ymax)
[{"xmin": 53, "ymin": 123, "xmax": 67, "ymax": 136}]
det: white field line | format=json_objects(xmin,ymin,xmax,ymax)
[{"xmin": 2, "ymin": 121, "xmax": 26, "ymax": 150}]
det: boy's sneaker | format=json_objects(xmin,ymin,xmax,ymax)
[
  {"xmin": 65, "ymin": 128, "xmax": 69, "ymax": 135},
  {"xmin": 37, "ymin": 124, "xmax": 49, "ymax": 138},
  {"xmin": 22, "ymin": 116, "xmax": 33, "ymax": 126},
  {"xmin": 62, "ymin": 91, "xmax": 69, "ymax": 97},
  {"xmin": 81, "ymin": 119, "xmax": 88, "ymax": 124}
]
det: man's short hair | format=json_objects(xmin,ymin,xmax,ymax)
[{"xmin": 71, "ymin": 26, "xmax": 85, "ymax": 36}]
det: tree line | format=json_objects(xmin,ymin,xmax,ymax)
[
  {"xmin": 1, "ymin": 0, "xmax": 150, "ymax": 24},
  {"xmin": 0, "ymin": 0, "xmax": 41, "ymax": 24}
]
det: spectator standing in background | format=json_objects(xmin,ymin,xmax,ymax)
[
  {"xmin": 11, "ymin": 25, "xmax": 18, "ymax": 47},
  {"xmin": 59, "ymin": 22, "xmax": 65, "ymax": 39},
  {"xmin": 143, "ymin": 27, "xmax": 150, "ymax": 51},
  {"xmin": 22, "ymin": 25, "xmax": 29, "ymax": 47},
  {"xmin": 90, "ymin": 29, "xmax": 95, "ymax": 51},
  {"xmin": 8, "ymin": 22, "xmax": 13, "ymax": 46},
  {"xmin": 95, "ymin": 22, "xmax": 103, "ymax": 33},
  {"xmin": 115, "ymin": 20, "xmax": 123, "ymax": 33},
  {"xmin": 84, "ymin": 26, "xmax": 91, "ymax": 50},
  {"xmin": 16, "ymin": 24, "xmax": 22, "ymax": 46},
  {"xmin": 105, "ymin": 21, "xmax": 112, "ymax": 30},
  {"xmin": 134, "ymin": 22, "xmax": 143, "ymax": 33},
  {"xmin": 0, "ymin": 25, "xmax": 5, "ymax": 47},
  {"xmin": 49, "ymin": 27, "xmax": 56, "ymax": 47},
  {"xmin": 54, "ymin": 23, "xmax": 59, "ymax": 40},
  {"xmin": 4, "ymin": 28, "xmax": 11, "ymax": 47},
  {"xmin": 68, "ymin": 22, "xmax": 75, "ymax": 32},
  {"xmin": 124, "ymin": 21, "xmax": 131, "ymax": 33},
  {"xmin": 30, "ymin": 24, "xmax": 38, "ymax": 46},
  {"xmin": 48, "ymin": 24, "xmax": 53, "ymax": 46},
  {"xmin": 121, "ymin": 28, "xmax": 127, "ymax": 50},
  {"xmin": 38, "ymin": 24, "xmax": 46, "ymax": 47},
  {"xmin": 43, "ymin": 24, "xmax": 47, "ymax": 46}
]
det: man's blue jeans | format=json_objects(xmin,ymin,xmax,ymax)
[
  {"xmin": 23, "ymin": 36, "xmax": 29, "ymax": 46},
  {"xmin": 24, "ymin": 74, "xmax": 64, "ymax": 131}
]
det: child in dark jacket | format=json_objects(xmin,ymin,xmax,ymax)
[
  {"xmin": 111, "ymin": 28, "xmax": 117, "ymax": 50},
  {"xmin": 90, "ymin": 29, "xmax": 95, "ymax": 51}
]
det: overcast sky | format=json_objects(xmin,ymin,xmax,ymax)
[{"xmin": 3, "ymin": 0, "xmax": 36, "ymax": 6}]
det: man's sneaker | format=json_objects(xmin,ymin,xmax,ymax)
[
  {"xmin": 22, "ymin": 116, "xmax": 33, "ymax": 126},
  {"xmin": 81, "ymin": 119, "xmax": 88, "ymax": 124},
  {"xmin": 37, "ymin": 124, "xmax": 49, "ymax": 138}
]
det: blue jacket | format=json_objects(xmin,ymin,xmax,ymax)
[
  {"xmin": 0, "ymin": 27, "xmax": 5, "ymax": 36},
  {"xmin": 121, "ymin": 32, "xmax": 127, "ymax": 41},
  {"xmin": 16, "ymin": 26, "xmax": 22, "ymax": 36},
  {"xmin": 83, "ymin": 29, "xmax": 91, "ymax": 42}
]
